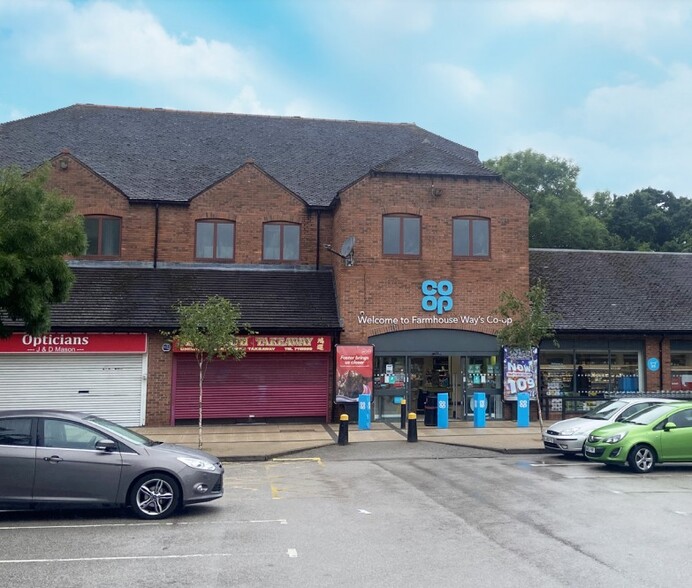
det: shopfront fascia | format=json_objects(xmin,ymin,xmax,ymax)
[
  {"xmin": 171, "ymin": 335, "xmax": 333, "ymax": 422},
  {"xmin": 367, "ymin": 328, "xmax": 504, "ymax": 421},
  {"xmin": 0, "ymin": 333, "xmax": 148, "ymax": 427}
]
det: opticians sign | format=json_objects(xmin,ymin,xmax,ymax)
[{"xmin": 0, "ymin": 333, "xmax": 147, "ymax": 354}]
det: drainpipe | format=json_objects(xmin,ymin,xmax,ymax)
[
  {"xmin": 153, "ymin": 202, "xmax": 160, "ymax": 268},
  {"xmin": 316, "ymin": 210, "xmax": 321, "ymax": 269},
  {"xmin": 659, "ymin": 335, "xmax": 664, "ymax": 392}
]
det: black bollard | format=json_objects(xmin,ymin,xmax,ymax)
[
  {"xmin": 400, "ymin": 398, "xmax": 407, "ymax": 430},
  {"xmin": 407, "ymin": 412, "xmax": 418, "ymax": 442},
  {"xmin": 337, "ymin": 413, "xmax": 349, "ymax": 445}
]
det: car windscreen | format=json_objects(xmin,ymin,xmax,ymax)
[
  {"xmin": 85, "ymin": 416, "xmax": 157, "ymax": 446},
  {"xmin": 621, "ymin": 404, "xmax": 674, "ymax": 425},
  {"xmin": 583, "ymin": 400, "xmax": 629, "ymax": 420}
]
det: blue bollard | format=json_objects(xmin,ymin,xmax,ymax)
[
  {"xmin": 473, "ymin": 392, "xmax": 486, "ymax": 428},
  {"xmin": 437, "ymin": 392, "xmax": 449, "ymax": 429},
  {"xmin": 517, "ymin": 392, "xmax": 530, "ymax": 427},
  {"xmin": 358, "ymin": 394, "xmax": 371, "ymax": 430}
]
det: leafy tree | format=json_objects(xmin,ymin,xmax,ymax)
[
  {"xmin": 494, "ymin": 281, "xmax": 559, "ymax": 431},
  {"xmin": 606, "ymin": 188, "xmax": 692, "ymax": 252},
  {"xmin": 0, "ymin": 165, "xmax": 86, "ymax": 337},
  {"xmin": 484, "ymin": 150, "xmax": 613, "ymax": 249},
  {"xmin": 165, "ymin": 295, "xmax": 249, "ymax": 448}
]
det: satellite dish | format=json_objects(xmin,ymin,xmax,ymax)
[{"xmin": 340, "ymin": 236, "xmax": 356, "ymax": 258}]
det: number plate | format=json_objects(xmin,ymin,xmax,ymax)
[{"xmin": 585, "ymin": 445, "xmax": 596, "ymax": 454}]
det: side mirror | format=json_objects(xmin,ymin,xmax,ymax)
[
  {"xmin": 664, "ymin": 422, "xmax": 677, "ymax": 432},
  {"xmin": 95, "ymin": 438, "xmax": 117, "ymax": 452}
]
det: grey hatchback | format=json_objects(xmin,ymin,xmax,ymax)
[{"xmin": 0, "ymin": 409, "xmax": 224, "ymax": 519}]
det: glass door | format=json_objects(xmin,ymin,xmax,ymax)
[{"xmin": 373, "ymin": 355, "xmax": 407, "ymax": 420}]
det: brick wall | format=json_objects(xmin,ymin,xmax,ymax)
[
  {"xmin": 146, "ymin": 332, "xmax": 173, "ymax": 426},
  {"xmin": 331, "ymin": 174, "xmax": 529, "ymax": 343}
]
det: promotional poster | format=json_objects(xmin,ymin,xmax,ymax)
[
  {"xmin": 335, "ymin": 345, "xmax": 374, "ymax": 403},
  {"xmin": 503, "ymin": 346, "xmax": 538, "ymax": 401}
]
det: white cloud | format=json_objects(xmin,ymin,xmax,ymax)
[
  {"xmin": 493, "ymin": 61, "xmax": 692, "ymax": 198},
  {"xmin": 0, "ymin": 0, "xmax": 290, "ymax": 115},
  {"xmin": 498, "ymin": 0, "xmax": 690, "ymax": 51}
]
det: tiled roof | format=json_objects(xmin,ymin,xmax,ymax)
[
  {"xmin": 0, "ymin": 104, "xmax": 497, "ymax": 206},
  {"xmin": 530, "ymin": 249, "xmax": 692, "ymax": 332},
  {"xmin": 27, "ymin": 266, "xmax": 341, "ymax": 332}
]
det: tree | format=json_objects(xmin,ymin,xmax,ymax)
[
  {"xmin": 0, "ymin": 165, "xmax": 86, "ymax": 337},
  {"xmin": 605, "ymin": 188, "xmax": 692, "ymax": 252},
  {"xmin": 493, "ymin": 281, "xmax": 559, "ymax": 431},
  {"xmin": 165, "ymin": 295, "xmax": 249, "ymax": 448},
  {"xmin": 484, "ymin": 149, "xmax": 613, "ymax": 249}
]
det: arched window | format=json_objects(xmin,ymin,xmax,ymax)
[
  {"xmin": 383, "ymin": 214, "xmax": 421, "ymax": 257},
  {"xmin": 84, "ymin": 215, "xmax": 121, "ymax": 257},
  {"xmin": 263, "ymin": 222, "xmax": 300, "ymax": 262},
  {"xmin": 195, "ymin": 220, "xmax": 235, "ymax": 261},
  {"xmin": 453, "ymin": 217, "xmax": 490, "ymax": 258}
]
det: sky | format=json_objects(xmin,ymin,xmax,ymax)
[{"xmin": 0, "ymin": 0, "xmax": 691, "ymax": 198}]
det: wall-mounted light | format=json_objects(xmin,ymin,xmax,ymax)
[{"xmin": 59, "ymin": 158, "xmax": 69, "ymax": 170}]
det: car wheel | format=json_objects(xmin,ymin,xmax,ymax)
[
  {"xmin": 129, "ymin": 473, "xmax": 180, "ymax": 520},
  {"xmin": 628, "ymin": 444, "xmax": 656, "ymax": 473}
]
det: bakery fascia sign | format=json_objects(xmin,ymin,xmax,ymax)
[{"xmin": 356, "ymin": 279, "xmax": 512, "ymax": 328}]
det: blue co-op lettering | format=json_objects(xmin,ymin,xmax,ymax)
[{"xmin": 421, "ymin": 280, "xmax": 453, "ymax": 315}]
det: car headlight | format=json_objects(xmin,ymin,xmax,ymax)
[
  {"xmin": 603, "ymin": 431, "xmax": 628, "ymax": 444},
  {"xmin": 558, "ymin": 428, "xmax": 583, "ymax": 436},
  {"xmin": 177, "ymin": 456, "xmax": 217, "ymax": 471}
]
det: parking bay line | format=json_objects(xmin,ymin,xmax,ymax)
[
  {"xmin": 0, "ymin": 553, "xmax": 239, "ymax": 565},
  {"xmin": 0, "ymin": 519, "xmax": 288, "ymax": 532}
]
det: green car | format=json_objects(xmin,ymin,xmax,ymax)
[{"xmin": 584, "ymin": 401, "xmax": 692, "ymax": 473}]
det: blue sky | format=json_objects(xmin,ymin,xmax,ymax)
[{"xmin": 1, "ymin": 0, "xmax": 690, "ymax": 198}]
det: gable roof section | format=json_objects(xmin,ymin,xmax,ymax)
[
  {"xmin": 0, "ymin": 104, "xmax": 497, "ymax": 207},
  {"xmin": 530, "ymin": 249, "xmax": 692, "ymax": 332},
  {"xmin": 14, "ymin": 266, "xmax": 341, "ymax": 332},
  {"xmin": 373, "ymin": 143, "xmax": 498, "ymax": 178}
]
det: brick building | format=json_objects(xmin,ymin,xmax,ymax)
[{"xmin": 1, "ymin": 104, "xmax": 691, "ymax": 426}]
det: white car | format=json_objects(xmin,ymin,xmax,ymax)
[{"xmin": 543, "ymin": 397, "xmax": 679, "ymax": 456}]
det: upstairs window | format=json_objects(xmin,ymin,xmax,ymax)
[
  {"xmin": 196, "ymin": 220, "xmax": 235, "ymax": 261},
  {"xmin": 263, "ymin": 222, "xmax": 300, "ymax": 262},
  {"xmin": 453, "ymin": 217, "xmax": 490, "ymax": 258},
  {"xmin": 383, "ymin": 214, "xmax": 421, "ymax": 257},
  {"xmin": 85, "ymin": 215, "xmax": 121, "ymax": 257}
]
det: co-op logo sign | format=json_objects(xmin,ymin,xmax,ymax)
[{"xmin": 422, "ymin": 280, "xmax": 453, "ymax": 315}]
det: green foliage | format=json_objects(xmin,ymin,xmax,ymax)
[
  {"xmin": 605, "ymin": 188, "xmax": 692, "ymax": 252},
  {"xmin": 0, "ymin": 165, "xmax": 87, "ymax": 337},
  {"xmin": 164, "ymin": 295, "xmax": 249, "ymax": 448},
  {"xmin": 494, "ymin": 281, "xmax": 559, "ymax": 351},
  {"xmin": 167, "ymin": 295, "xmax": 248, "ymax": 366},
  {"xmin": 484, "ymin": 149, "xmax": 612, "ymax": 249}
]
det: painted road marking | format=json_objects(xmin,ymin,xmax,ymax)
[
  {"xmin": 287, "ymin": 549, "xmax": 298, "ymax": 558},
  {"xmin": 0, "ymin": 519, "xmax": 288, "ymax": 532},
  {"xmin": 0, "ymin": 553, "xmax": 235, "ymax": 564}
]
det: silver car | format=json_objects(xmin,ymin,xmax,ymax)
[
  {"xmin": 0, "ymin": 409, "xmax": 223, "ymax": 519},
  {"xmin": 543, "ymin": 397, "xmax": 679, "ymax": 456}
]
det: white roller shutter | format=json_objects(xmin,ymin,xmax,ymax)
[{"xmin": 0, "ymin": 354, "xmax": 147, "ymax": 426}]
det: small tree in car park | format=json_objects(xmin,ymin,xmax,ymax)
[
  {"xmin": 165, "ymin": 295, "xmax": 249, "ymax": 448},
  {"xmin": 493, "ymin": 280, "xmax": 559, "ymax": 432}
]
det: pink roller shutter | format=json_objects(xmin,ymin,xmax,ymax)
[{"xmin": 173, "ymin": 353, "xmax": 330, "ymax": 420}]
